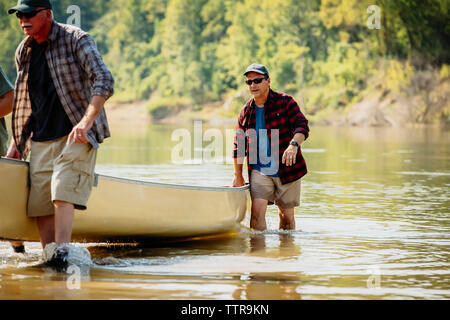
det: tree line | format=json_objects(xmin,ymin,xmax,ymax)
[{"xmin": 0, "ymin": 0, "xmax": 448, "ymax": 118}]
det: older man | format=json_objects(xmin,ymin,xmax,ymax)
[
  {"xmin": 233, "ymin": 63, "xmax": 309, "ymax": 231},
  {"xmin": 6, "ymin": 0, "xmax": 114, "ymax": 266}
]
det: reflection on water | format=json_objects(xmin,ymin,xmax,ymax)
[{"xmin": 1, "ymin": 124, "xmax": 449, "ymax": 299}]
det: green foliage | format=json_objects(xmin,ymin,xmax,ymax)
[
  {"xmin": 0, "ymin": 0, "xmax": 447, "ymax": 120},
  {"xmin": 440, "ymin": 64, "xmax": 450, "ymax": 80},
  {"xmin": 0, "ymin": 0, "xmax": 23, "ymax": 78},
  {"xmin": 146, "ymin": 95, "xmax": 191, "ymax": 120},
  {"xmin": 382, "ymin": 60, "xmax": 415, "ymax": 93}
]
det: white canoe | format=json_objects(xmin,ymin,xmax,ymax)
[{"xmin": 0, "ymin": 158, "xmax": 249, "ymax": 242}]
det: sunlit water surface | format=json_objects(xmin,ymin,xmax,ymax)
[{"xmin": 1, "ymin": 124, "xmax": 449, "ymax": 300}]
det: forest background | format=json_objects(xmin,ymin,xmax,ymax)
[{"xmin": 0, "ymin": 0, "xmax": 448, "ymax": 126}]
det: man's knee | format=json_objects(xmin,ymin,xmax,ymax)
[
  {"xmin": 252, "ymin": 199, "xmax": 268, "ymax": 214},
  {"xmin": 53, "ymin": 200, "xmax": 74, "ymax": 209},
  {"xmin": 278, "ymin": 208, "xmax": 295, "ymax": 220}
]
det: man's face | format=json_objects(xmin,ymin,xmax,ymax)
[
  {"xmin": 17, "ymin": 7, "xmax": 50, "ymax": 38},
  {"xmin": 245, "ymin": 72, "xmax": 270, "ymax": 100}
]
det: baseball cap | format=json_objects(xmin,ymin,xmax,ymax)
[
  {"xmin": 8, "ymin": 0, "xmax": 52, "ymax": 14},
  {"xmin": 244, "ymin": 63, "xmax": 269, "ymax": 77}
]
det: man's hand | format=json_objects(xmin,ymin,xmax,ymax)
[
  {"xmin": 282, "ymin": 133, "xmax": 305, "ymax": 167},
  {"xmin": 6, "ymin": 140, "xmax": 21, "ymax": 159},
  {"xmin": 67, "ymin": 95, "xmax": 106, "ymax": 145},
  {"xmin": 232, "ymin": 157, "xmax": 245, "ymax": 187},
  {"xmin": 67, "ymin": 118, "xmax": 91, "ymax": 145},
  {"xmin": 232, "ymin": 174, "xmax": 245, "ymax": 187},
  {"xmin": 282, "ymin": 145, "xmax": 298, "ymax": 167}
]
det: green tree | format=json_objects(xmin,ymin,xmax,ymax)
[
  {"xmin": 0, "ymin": 0, "xmax": 25, "ymax": 79},
  {"xmin": 160, "ymin": 0, "xmax": 207, "ymax": 101}
]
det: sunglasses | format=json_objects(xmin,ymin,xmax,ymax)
[
  {"xmin": 16, "ymin": 8, "xmax": 48, "ymax": 19},
  {"xmin": 245, "ymin": 77, "xmax": 266, "ymax": 85}
]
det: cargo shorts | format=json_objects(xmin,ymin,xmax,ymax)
[
  {"xmin": 28, "ymin": 135, "xmax": 97, "ymax": 217},
  {"xmin": 250, "ymin": 170, "xmax": 301, "ymax": 209}
]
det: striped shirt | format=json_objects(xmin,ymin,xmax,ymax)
[
  {"xmin": 233, "ymin": 89, "xmax": 310, "ymax": 185},
  {"xmin": 12, "ymin": 21, "xmax": 114, "ymax": 159}
]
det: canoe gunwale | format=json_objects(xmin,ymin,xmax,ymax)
[{"xmin": 0, "ymin": 157, "xmax": 249, "ymax": 192}]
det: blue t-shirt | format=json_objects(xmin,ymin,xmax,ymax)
[{"xmin": 254, "ymin": 105, "xmax": 279, "ymax": 177}]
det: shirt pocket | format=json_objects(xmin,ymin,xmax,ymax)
[{"xmin": 269, "ymin": 109, "xmax": 288, "ymax": 129}]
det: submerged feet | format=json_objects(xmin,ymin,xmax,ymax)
[
  {"xmin": 45, "ymin": 245, "xmax": 69, "ymax": 271},
  {"xmin": 12, "ymin": 244, "xmax": 25, "ymax": 254},
  {"xmin": 43, "ymin": 243, "xmax": 92, "ymax": 271}
]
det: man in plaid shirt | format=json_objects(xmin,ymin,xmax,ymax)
[
  {"xmin": 233, "ymin": 64, "xmax": 309, "ymax": 231},
  {"xmin": 6, "ymin": 0, "xmax": 114, "ymax": 266}
]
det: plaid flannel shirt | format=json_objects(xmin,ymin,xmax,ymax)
[
  {"xmin": 12, "ymin": 21, "xmax": 114, "ymax": 159},
  {"xmin": 233, "ymin": 89, "xmax": 310, "ymax": 185}
]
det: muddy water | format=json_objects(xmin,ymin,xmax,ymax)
[{"xmin": 0, "ymin": 124, "xmax": 449, "ymax": 300}]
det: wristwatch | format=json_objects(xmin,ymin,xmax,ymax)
[{"xmin": 290, "ymin": 141, "xmax": 299, "ymax": 148}]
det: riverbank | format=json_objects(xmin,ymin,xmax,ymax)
[
  {"xmin": 105, "ymin": 100, "xmax": 238, "ymax": 126},
  {"xmin": 106, "ymin": 64, "xmax": 449, "ymax": 127},
  {"xmin": 106, "ymin": 77, "xmax": 449, "ymax": 128}
]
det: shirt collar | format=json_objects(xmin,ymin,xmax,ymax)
[
  {"xmin": 250, "ymin": 88, "xmax": 274, "ymax": 109},
  {"xmin": 266, "ymin": 88, "xmax": 275, "ymax": 104},
  {"xmin": 47, "ymin": 21, "xmax": 59, "ymax": 43}
]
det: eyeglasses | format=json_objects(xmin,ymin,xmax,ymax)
[
  {"xmin": 16, "ymin": 8, "xmax": 48, "ymax": 19},
  {"xmin": 245, "ymin": 78, "xmax": 266, "ymax": 85}
]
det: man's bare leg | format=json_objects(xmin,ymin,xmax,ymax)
[
  {"xmin": 249, "ymin": 234, "xmax": 266, "ymax": 252},
  {"xmin": 54, "ymin": 200, "xmax": 74, "ymax": 244},
  {"xmin": 37, "ymin": 215, "xmax": 56, "ymax": 248},
  {"xmin": 278, "ymin": 207, "xmax": 296, "ymax": 230},
  {"xmin": 251, "ymin": 198, "xmax": 269, "ymax": 231}
]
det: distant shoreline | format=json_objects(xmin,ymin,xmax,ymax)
[{"xmin": 104, "ymin": 99, "xmax": 448, "ymax": 129}]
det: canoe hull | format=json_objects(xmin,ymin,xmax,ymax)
[{"xmin": 0, "ymin": 158, "xmax": 249, "ymax": 242}]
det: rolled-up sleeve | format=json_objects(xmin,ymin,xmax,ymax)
[
  {"xmin": 76, "ymin": 34, "xmax": 114, "ymax": 100},
  {"xmin": 233, "ymin": 107, "xmax": 247, "ymax": 159},
  {"xmin": 288, "ymin": 99, "xmax": 309, "ymax": 140}
]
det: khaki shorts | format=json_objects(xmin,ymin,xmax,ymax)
[
  {"xmin": 250, "ymin": 170, "xmax": 301, "ymax": 208},
  {"xmin": 28, "ymin": 135, "xmax": 97, "ymax": 217}
]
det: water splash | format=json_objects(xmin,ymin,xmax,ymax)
[{"xmin": 43, "ymin": 243, "xmax": 93, "ymax": 267}]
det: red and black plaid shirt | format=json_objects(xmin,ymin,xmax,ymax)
[{"xmin": 233, "ymin": 89, "xmax": 309, "ymax": 185}]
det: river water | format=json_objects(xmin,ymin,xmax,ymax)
[{"xmin": 0, "ymin": 123, "xmax": 449, "ymax": 300}]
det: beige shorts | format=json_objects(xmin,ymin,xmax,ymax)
[
  {"xmin": 28, "ymin": 135, "xmax": 97, "ymax": 217},
  {"xmin": 250, "ymin": 170, "xmax": 301, "ymax": 208}
]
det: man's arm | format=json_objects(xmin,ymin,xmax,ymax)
[
  {"xmin": 233, "ymin": 157, "xmax": 246, "ymax": 187},
  {"xmin": 76, "ymin": 34, "xmax": 114, "ymax": 100},
  {"xmin": 66, "ymin": 33, "xmax": 114, "ymax": 146},
  {"xmin": 67, "ymin": 95, "xmax": 106, "ymax": 145},
  {"xmin": 282, "ymin": 132, "xmax": 306, "ymax": 167},
  {"xmin": 0, "ymin": 90, "xmax": 13, "ymax": 118},
  {"xmin": 232, "ymin": 108, "xmax": 248, "ymax": 187},
  {"xmin": 282, "ymin": 97, "xmax": 309, "ymax": 167},
  {"xmin": 289, "ymin": 99, "xmax": 309, "ymax": 141},
  {"xmin": 6, "ymin": 139, "xmax": 20, "ymax": 159}
]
